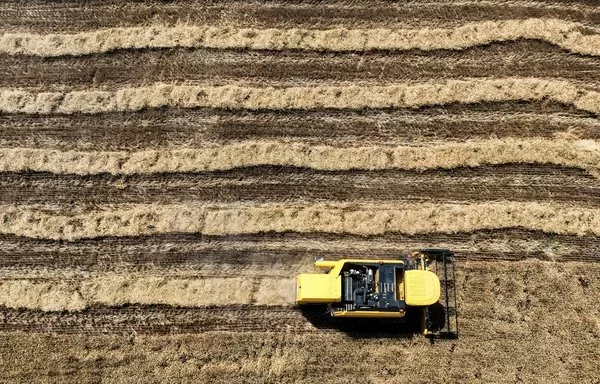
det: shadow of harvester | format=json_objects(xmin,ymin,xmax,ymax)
[{"xmin": 299, "ymin": 302, "xmax": 449, "ymax": 340}]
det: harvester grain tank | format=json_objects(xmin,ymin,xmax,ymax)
[{"xmin": 295, "ymin": 249, "xmax": 458, "ymax": 337}]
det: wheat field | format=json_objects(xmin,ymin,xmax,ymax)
[{"xmin": 0, "ymin": 1, "xmax": 599, "ymax": 383}]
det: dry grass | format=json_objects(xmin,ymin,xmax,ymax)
[
  {"xmin": 1, "ymin": 202, "xmax": 599, "ymax": 241},
  {"xmin": 0, "ymin": 275, "xmax": 299, "ymax": 311},
  {"xmin": 2, "ymin": 78, "xmax": 600, "ymax": 114},
  {"xmin": 2, "ymin": 18, "xmax": 600, "ymax": 57},
  {"xmin": 0, "ymin": 138, "xmax": 598, "ymax": 175},
  {"xmin": 0, "ymin": 276, "xmax": 254, "ymax": 311},
  {"xmin": 254, "ymin": 278, "xmax": 297, "ymax": 306}
]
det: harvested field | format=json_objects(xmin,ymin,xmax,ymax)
[{"xmin": 0, "ymin": 1, "xmax": 599, "ymax": 383}]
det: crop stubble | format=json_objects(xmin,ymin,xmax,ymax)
[{"xmin": 0, "ymin": 1, "xmax": 599, "ymax": 383}]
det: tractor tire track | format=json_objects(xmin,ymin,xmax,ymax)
[
  {"xmin": 3, "ymin": 41, "xmax": 600, "ymax": 89},
  {"xmin": 0, "ymin": 165, "xmax": 598, "ymax": 206},
  {"xmin": 4, "ymin": 1, "xmax": 600, "ymax": 32},
  {"xmin": 0, "ymin": 229, "xmax": 599, "ymax": 271},
  {"xmin": 2, "ymin": 104, "xmax": 598, "ymax": 151}
]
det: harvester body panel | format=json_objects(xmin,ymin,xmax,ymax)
[
  {"xmin": 296, "ymin": 258, "xmax": 439, "ymax": 316},
  {"xmin": 296, "ymin": 274, "xmax": 341, "ymax": 304},
  {"xmin": 404, "ymin": 270, "xmax": 441, "ymax": 306},
  {"xmin": 295, "ymin": 250, "xmax": 459, "ymax": 338}
]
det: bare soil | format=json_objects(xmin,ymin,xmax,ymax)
[
  {"xmin": 3, "ymin": 103, "xmax": 599, "ymax": 151},
  {"xmin": 0, "ymin": 165, "xmax": 598, "ymax": 206},
  {"xmin": 3, "ymin": 1, "xmax": 600, "ymax": 33}
]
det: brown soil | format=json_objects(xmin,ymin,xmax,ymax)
[
  {"xmin": 3, "ymin": 41, "xmax": 600, "ymax": 89},
  {"xmin": 0, "ymin": 1, "xmax": 599, "ymax": 383},
  {"xmin": 2, "ymin": 103, "xmax": 598, "ymax": 151},
  {"xmin": 1, "ymin": 229, "xmax": 599, "ymax": 273},
  {"xmin": 3, "ymin": 0, "xmax": 600, "ymax": 32},
  {"xmin": 0, "ymin": 165, "xmax": 598, "ymax": 206}
]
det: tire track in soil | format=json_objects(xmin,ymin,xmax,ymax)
[
  {"xmin": 1, "ymin": 230, "xmax": 598, "ymax": 272},
  {"xmin": 3, "ymin": 41, "xmax": 600, "ymax": 89},
  {"xmin": 0, "ymin": 305, "xmax": 315, "ymax": 334},
  {"xmin": 3, "ymin": 1, "xmax": 600, "ymax": 32},
  {"xmin": 0, "ymin": 165, "xmax": 597, "ymax": 206},
  {"xmin": 2, "ymin": 102, "xmax": 597, "ymax": 150}
]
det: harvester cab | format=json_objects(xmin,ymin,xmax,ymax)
[{"xmin": 295, "ymin": 249, "xmax": 458, "ymax": 338}]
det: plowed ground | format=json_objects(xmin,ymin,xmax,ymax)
[{"xmin": 0, "ymin": 1, "xmax": 599, "ymax": 383}]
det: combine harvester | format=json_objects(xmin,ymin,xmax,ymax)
[{"xmin": 296, "ymin": 249, "xmax": 458, "ymax": 338}]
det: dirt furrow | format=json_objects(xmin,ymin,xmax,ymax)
[
  {"xmin": 3, "ymin": 19, "xmax": 600, "ymax": 57},
  {"xmin": 2, "ymin": 103, "xmax": 597, "ymax": 150},
  {"xmin": 3, "ymin": 1, "xmax": 600, "ymax": 32},
  {"xmin": 3, "ymin": 78, "xmax": 600, "ymax": 115},
  {"xmin": 0, "ymin": 305, "xmax": 313, "ymax": 334},
  {"xmin": 4, "ymin": 41, "xmax": 600, "ymax": 89},
  {"xmin": 0, "ymin": 165, "xmax": 598, "ymax": 206},
  {"xmin": 0, "ymin": 248, "xmax": 598, "ymax": 280},
  {"xmin": 1, "ymin": 202, "xmax": 600, "ymax": 241},
  {"xmin": 0, "ymin": 229, "xmax": 599, "ymax": 277}
]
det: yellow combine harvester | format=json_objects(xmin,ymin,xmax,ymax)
[{"xmin": 296, "ymin": 249, "xmax": 458, "ymax": 338}]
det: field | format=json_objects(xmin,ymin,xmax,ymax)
[{"xmin": 1, "ymin": 1, "xmax": 599, "ymax": 383}]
